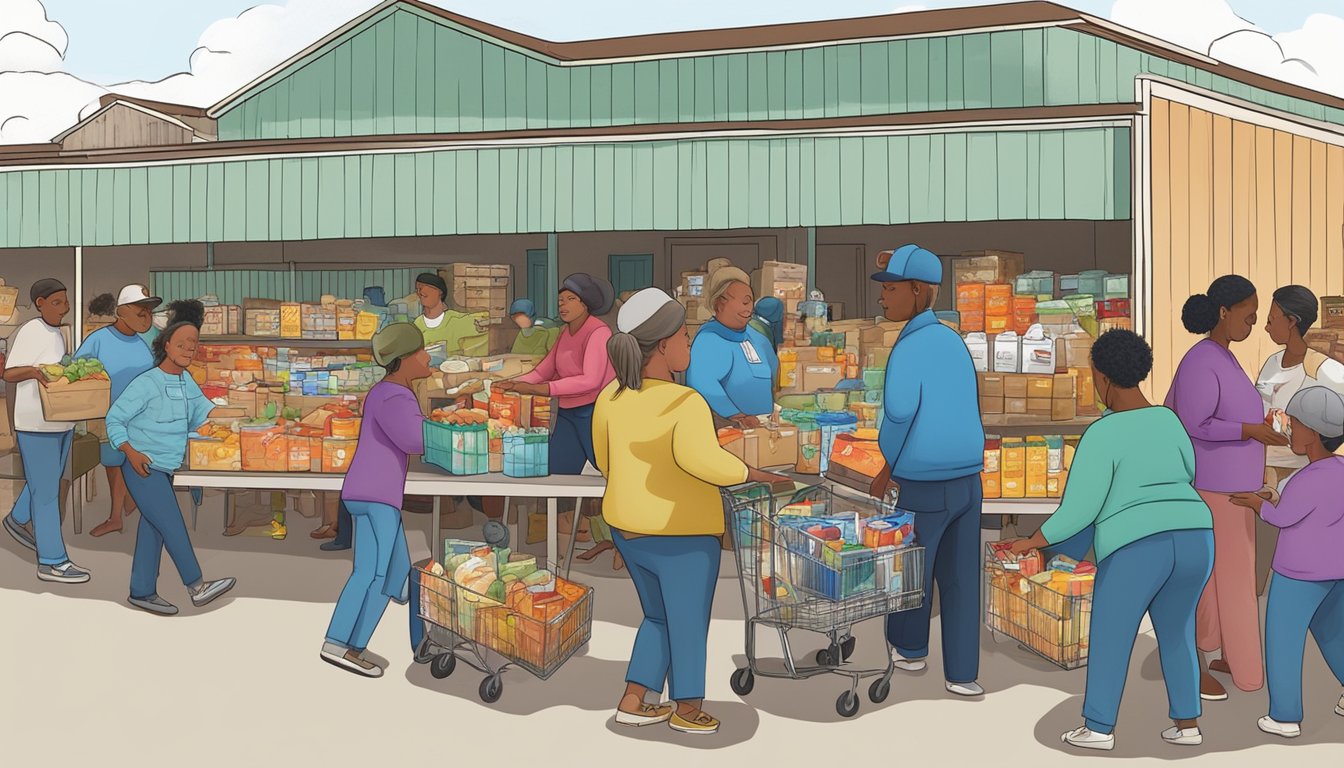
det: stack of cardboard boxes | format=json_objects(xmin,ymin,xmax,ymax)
[
  {"xmin": 444, "ymin": 263, "xmax": 511, "ymax": 353},
  {"xmin": 752, "ymin": 260, "xmax": 808, "ymax": 342},
  {"xmin": 978, "ymin": 371, "xmax": 1091, "ymax": 421},
  {"xmin": 1306, "ymin": 296, "xmax": 1344, "ymax": 362}
]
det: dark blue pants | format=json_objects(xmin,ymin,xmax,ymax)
[
  {"xmin": 1265, "ymin": 573, "xmax": 1344, "ymax": 723},
  {"xmin": 334, "ymin": 501, "xmax": 353, "ymax": 547},
  {"xmin": 550, "ymin": 404, "xmax": 596, "ymax": 475},
  {"xmin": 122, "ymin": 467, "xmax": 203, "ymax": 600},
  {"xmin": 885, "ymin": 474, "xmax": 982, "ymax": 684}
]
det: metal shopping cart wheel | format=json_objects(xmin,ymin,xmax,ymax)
[
  {"xmin": 836, "ymin": 691, "xmax": 860, "ymax": 718},
  {"xmin": 868, "ymin": 677, "xmax": 891, "ymax": 704},
  {"xmin": 479, "ymin": 675, "xmax": 503, "ymax": 703},
  {"xmin": 413, "ymin": 634, "xmax": 436, "ymax": 665},
  {"xmin": 430, "ymin": 652, "xmax": 457, "ymax": 679},
  {"xmin": 730, "ymin": 667, "xmax": 755, "ymax": 696}
]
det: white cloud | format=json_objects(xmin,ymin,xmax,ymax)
[
  {"xmin": 1111, "ymin": 0, "xmax": 1344, "ymax": 98},
  {"xmin": 0, "ymin": 0, "xmax": 67, "ymax": 72}
]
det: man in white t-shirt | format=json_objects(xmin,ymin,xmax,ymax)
[{"xmin": 2, "ymin": 278, "xmax": 90, "ymax": 584}]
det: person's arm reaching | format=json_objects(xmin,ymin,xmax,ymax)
[
  {"xmin": 1254, "ymin": 476, "xmax": 1317, "ymax": 528},
  {"xmin": 546, "ymin": 325, "xmax": 613, "ymax": 398},
  {"xmin": 381, "ymin": 390, "xmax": 428, "ymax": 456},
  {"xmin": 1038, "ymin": 432, "xmax": 1115, "ymax": 546},
  {"xmin": 670, "ymin": 391, "xmax": 749, "ymax": 487},
  {"xmin": 514, "ymin": 340, "xmax": 559, "ymax": 386},
  {"xmin": 685, "ymin": 336, "xmax": 739, "ymax": 419}
]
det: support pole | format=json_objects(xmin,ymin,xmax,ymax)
[
  {"xmin": 205, "ymin": 242, "xmax": 215, "ymax": 269},
  {"xmin": 73, "ymin": 246, "xmax": 83, "ymax": 343},
  {"xmin": 806, "ymin": 227, "xmax": 817, "ymax": 293},
  {"xmin": 546, "ymin": 233, "xmax": 559, "ymax": 319}
]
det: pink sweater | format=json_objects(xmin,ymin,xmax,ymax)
[{"xmin": 517, "ymin": 315, "xmax": 615, "ymax": 409}]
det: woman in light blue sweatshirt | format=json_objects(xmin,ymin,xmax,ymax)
[
  {"xmin": 686, "ymin": 269, "xmax": 778, "ymax": 426},
  {"xmin": 106, "ymin": 321, "xmax": 237, "ymax": 616}
]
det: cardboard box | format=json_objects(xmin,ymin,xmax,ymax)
[
  {"xmin": 1026, "ymin": 376, "xmax": 1054, "ymax": 399},
  {"xmin": 39, "ymin": 378, "xmax": 110, "ymax": 421},
  {"xmin": 448, "ymin": 264, "xmax": 510, "ymax": 279},
  {"xmin": 979, "ymin": 373, "xmax": 1006, "ymax": 398},
  {"xmin": 719, "ymin": 430, "xmax": 746, "ymax": 461},
  {"xmin": 1026, "ymin": 398, "xmax": 1053, "ymax": 416},
  {"xmin": 1052, "ymin": 373, "xmax": 1077, "ymax": 401},
  {"xmin": 1052, "ymin": 398, "xmax": 1077, "ymax": 421},
  {"xmin": 952, "ymin": 251, "xmax": 1025, "ymax": 286},
  {"xmin": 742, "ymin": 425, "xmax": 799, "ymax": 469},
  {"xmin": 1005, "ymin": 397, "xmax": 1028, "ymax": 415},
  {"xmin": 1003, "ymin": 374, "xmax": 1029, "ymax": 399},
  {"xmin": 980, "ymin": 395, "xmax": 1005, "ymax": 414},
  {"xmin": 801, "ymin": 363, "xmax": 844, "ymax": 392}
]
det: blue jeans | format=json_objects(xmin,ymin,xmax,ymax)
[
  {"xmin": 121, "ymin": 467, "xmax": 204, "ymax": 599},
  {"xmin": 885, "ymin": 474, "xmax": 982, "ymax": 684},
  {"xmin": 1083, "ymin": 529, "xmax": 1213, "ymax": 733},
  {"xmin": 326, "ymin": 501, "xmax": 405, "ymax": 651},
  {"xmin": 550, "ymin": 404, "xmax": 596, "ymax": 475},
  {"xmin": 12, "ymin": 430, "xmax": 73, "ymax": 566},
  {"xmin": 1265, "ymin": 573, "xmax": 1344, "ymax": 723},
  {"xmin": 612, "ymin": 528, "xmax": 719, "ymax": 701},
  {"xmin": 333, "ymin": 500, "xmax": 353, "ymax": 547}
]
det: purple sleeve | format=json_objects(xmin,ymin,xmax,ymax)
[
  {"xmin": 381, "ymin": 391, "xmax": 426, "ymax": 456},
  {"xmin": 1259, "ymin": 474, "xmax": 1316, "ymax": 528},
  {"xmin": 1165, "ymin": 354, "xmax": 1245, "ymax": 443}
]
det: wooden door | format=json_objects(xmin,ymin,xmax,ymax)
[{"xmin": 815, "ymin": 243, "xmax": 870, "ymax": 321}]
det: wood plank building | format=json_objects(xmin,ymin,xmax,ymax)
[{"xmin": 1, "ymin": 0, "xmax": 1342, "ymax": 397}]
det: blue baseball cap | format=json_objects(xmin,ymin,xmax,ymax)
[{"xmin": 871, "ymin": 244, "xmax": 942, "ymax": 284}]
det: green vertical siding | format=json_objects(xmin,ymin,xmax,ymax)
[
  {"xmin": 0, "ymin": 127, "xmax": 1130, "ymax": 247},
  {"xmin": 210, "ymin": 5, "xmax": 1342, "ymax": 145}
]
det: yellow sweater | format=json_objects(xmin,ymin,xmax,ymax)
[{"xmin": 593, "ymin": 378, "xmax": 749, "ymax": 536}]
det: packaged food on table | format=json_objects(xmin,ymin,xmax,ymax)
[
  {"xmin": 240, "ymin": 422, "xmax": 288, "ymax": 472},
  {"xmin": 321, "ymin": 437, "xmax": 357, "ymax": 473},
  {"xmin": 502, "ymin": 429, "xmax": 550, "ymax": 478}
]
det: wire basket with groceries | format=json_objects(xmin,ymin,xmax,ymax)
[
  {"xmin": 984, "ymin": 542, "xmax": 1094, "ymax": 670},
  {"xmin": 725, "ymin": 482, "xmax": 925, "ymax": 718},
  {"xmin": 413, "ymin": 521, "xmax": 593, "ymax": 704}
]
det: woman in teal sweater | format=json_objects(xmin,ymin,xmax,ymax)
[{"xmin": 1005, "ymin": 330, "xmax": 1214, "ymax": 752}]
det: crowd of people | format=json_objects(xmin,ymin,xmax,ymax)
[{"xmin": 4, "ymin": 255, "xmax": 1342, "ymax": 744}]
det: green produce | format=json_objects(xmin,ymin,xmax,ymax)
[{"xmin": 486, "ymin": 580, "xmax": 507, "ymax": 603}]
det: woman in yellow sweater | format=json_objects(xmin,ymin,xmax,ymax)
[{"xmin": 594, "ymin": 288, "xmax": 785, "ymax": 735}]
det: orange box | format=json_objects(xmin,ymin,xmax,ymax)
[
  {"xmin": 956, "ymin": 283, "xmax": 986, "ymax": 312},
  {"xmin": 961, "ymin": 310, "xmax": 985, "ymax": 333},
  {"xmin": 985, "ymin": 284, "xmax": 1013, "ymax": 315},
  {"xmin": 986, "ymin": 315, "xmax": 1011, "ymax": 334}
]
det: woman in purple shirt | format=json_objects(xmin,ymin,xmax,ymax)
[
  {"xmin": 321, "ymin": 324, "xmax": 431, "ymax": 678},
  {"xmin": 1231, "ymin": 386, "xmax": 1344, "ymax": 738},
  {"xmin": 1165, "ymin": 275, "xmax": 1287, "ymax": 700}
]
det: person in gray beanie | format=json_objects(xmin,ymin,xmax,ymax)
[{"xmin": 1231, "ymin": 386, "xmax": 1344, "ymax": 738}]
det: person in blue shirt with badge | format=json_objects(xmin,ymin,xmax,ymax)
[
  {"xmin": 76, "ymin": 285, "xmax": 160, "ymax": 538},
  {"xmin": 868, "ymin": 244, "xmax": 987, "ymax": 698},
  {"xmin": 686, "ymin": 267, "xmax": 779, "ymax": 428}
]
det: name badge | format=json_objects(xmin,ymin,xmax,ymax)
[{"xmin": 740, "ymin": 340, "xmax": 762, "ymax": 365}]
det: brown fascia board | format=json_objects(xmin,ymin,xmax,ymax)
[
  {"xmin": 98, "ymin": 93, "xmax": 212, "ymax": 119},
  {"xmin": 0, "ymin": 103, "xmax": 1136, "ymax": 168},
  {"xmin": 401, "ymin": 0, "xmax": 1081, "ymax": 60}
]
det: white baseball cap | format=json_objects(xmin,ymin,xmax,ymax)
[{"xmin": 116, "ymin": 284, "xmax": 163, "ymax": 310}]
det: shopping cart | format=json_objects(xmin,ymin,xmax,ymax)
[
  {"xmin": 983, "ymin": 543, "xmax": 1093, "ymax": 670},
  {"xmin": 725, "ymin": 483, "xmax": 926, "ymax": 717},
  {"xmin": 412, "ymin": 529, "xmax": 594, "ymax": 703}
]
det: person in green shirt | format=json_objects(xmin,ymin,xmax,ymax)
[
  {"xmin": 413, "ymin": 273, "xmax": 488, "ymax": 358},
  {"xmin": 1004, "ymin": 329, "xmax": 1215, "ymax": 752},
  {"xmin": 508, "ymin": 298, "xmax": 559, "ymax": 357}
]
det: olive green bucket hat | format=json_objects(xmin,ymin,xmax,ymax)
[{"xmin": 373, "ymin": 322, "xmax": 425, "ymax": 367}]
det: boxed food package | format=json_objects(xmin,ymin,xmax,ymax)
[
  {"xmin": 993, "ymin": 331, "xmax": 1019, "ymax": 373},
  {"xmin": 1069, "ymin": 366, "xmax": 1099, "ymax": 416},
  {"xmin": 953, "ymin": 251, "xmax": 1025, "ymax": 286},
  {"xmin": 1001, "ymin": 438, "xmax": 1025, "ymax": 498},
  {"xmin": 752, "ymin": 261, "xmax": 808, "ymax": 300},
  {"xmin": 1025, "ymin": 437, "xmax": 1049, "ymax": 498},
  {"xmin": 826, "ymin": 432, "xmax": 885, "ymax": 493},
  {"xmin": 980, "ymin": 395, "xmax": 1005, "ymax": 414},
  {"xmin": 280, "ymin": 303, "xmax": 302, "ymax": 338},
  {"xmin": 964, "ymin": 332, "xmax": 989, "ymax": 372},
  {"xmin": 957, "ymin": 283, "xmax": 986, "ymax": 312},
  {"xmin": 980, "ymin": 373, "xmax": 1006, "ymax": 398},
  {"xmin": 982, "ymin": 437, "xmax": 1002, "ymax": 498},
  {"xmin": 201, "ymin": 305, "xmax": 242, "ymax": 337},
  {"xmin": 1026, "ymin": 398, "xmax": 1052, "ymax": 417},
  {"xmin": 0, "ymin": 277, "xmax": 18, "ymax": 324},
  {"xmin": 1005, "ymin": 397, "xmax": 1028, "ymax": 415},
  {"xmin": 1026, "ymin": 376, "xmax": 1053, "ymax": 399},
  {"xmin": 1003, "ymin": 374, "xmax": 1029, "ymax": 400},
  {"xmin": 801, "ymin": 363, "xmax": 844, "ymax": 392},
  {"xmin": 1021, "ymin": 325, "xmax": 1055, "ymax": 374},
  {"xmin": 1323, "ymin": 296, "xmax": 1344, "ymax": 330},
  {"xmin": 1052, "ymin": 373, "xmax": 1077, "ymax": 402},
  {"xmin": 984, "ymin": 284, "xmax": 1013, "ymax": 316},
  {"xmin": 1052, "ymin": 397, "xmax": 1077, "ymax": 421}
]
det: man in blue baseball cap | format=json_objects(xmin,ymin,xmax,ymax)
[{"xmin": 869, "ymin": 243, "xmax": 987, "ymax": 698}]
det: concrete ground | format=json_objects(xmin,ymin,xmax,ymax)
[{"xmin": 1, "ymin": 478, "xmax": 1342, "ymax": 768}]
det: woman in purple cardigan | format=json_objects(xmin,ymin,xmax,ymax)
[{"xmin": 1165, "ymin": 275, "xmax": 1288, "ymax": 701}]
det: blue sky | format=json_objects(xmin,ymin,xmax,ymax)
[{"xmin": 42, "ymin": 0, "xmax": 1332, "ymax": 86}]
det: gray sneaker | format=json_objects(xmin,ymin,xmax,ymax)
[
  {"xmin": 190, "ymin": 577, "xmax": 237, "ymax": 607},
  {"xmin": 128, "ymin": 594, "xmax": 179, "ymax": 616},
  {"xmin": 4, "ymin": 514, "xmax": 36, "ymax": 552},
  {"xmin": 37, "ymin": 561, "xmax": 90, "ymax": 584}
]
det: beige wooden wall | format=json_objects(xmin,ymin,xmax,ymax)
[{"xmin": 1148, "ymin": 97, "xmax": 1344, "ymax": 400}]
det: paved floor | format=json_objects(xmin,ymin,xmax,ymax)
[{"xmin": 1, "ymin": 483, "xmax": 1342, "ymax": 767}]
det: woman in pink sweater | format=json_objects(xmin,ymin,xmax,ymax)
[{"xmin": 496, "ymin": 274, "xmax": 617, "ymax": 553}]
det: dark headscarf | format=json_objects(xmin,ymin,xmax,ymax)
[
  {"xmin": 415, "ymin": 272, "xmax": 449, "ymax": 305},
  {"xmin": 561, "ymin": 273, "xmax": 615, "ymax": 316},
  {"xmin": 30, "ymin": 278, "xmax": 66, "ymax": 304}
]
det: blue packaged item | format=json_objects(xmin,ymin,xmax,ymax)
[
  {"xmin": 363, "ymin": 287, "xmax": 386, "ymax": 307},
  {"xmin": 834, "ymin": 378, "xmax": 865, "ymax": 391},
  {"xmin": 815, "ymin": 412, "xmax": 858, "ymax": 473}
]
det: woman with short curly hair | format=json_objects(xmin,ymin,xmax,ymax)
[{"xmin": 1005, "ymin": 330, "xmax": 1216, "ymax": 751}]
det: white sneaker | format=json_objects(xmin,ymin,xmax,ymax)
[
  {"xmin": 1161, "ymin": 726, "xmax": 1203, "ymax": 746},
  {"xmin": 946, "ymin": 681, "xmax": 984, "ymax": 696},
  {"xmin": 1258, "ymin": 717, "xmax": 1301, "ymax": 739},
  {"xmin": 1336, "ymin": 694, "xmax": 1343, "ymax": 717},
  {"xmin": 890, "ymin": 650, "xmax": 927, "ymax": 672},
  {"xmin": 1062, "ymin": 726, "xmax": 1114, "ymax": 751}
]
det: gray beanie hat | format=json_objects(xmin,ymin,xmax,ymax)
[{"xmin": 1286, "ymin": 386, "xmax": 1344, "ymax": 439}]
